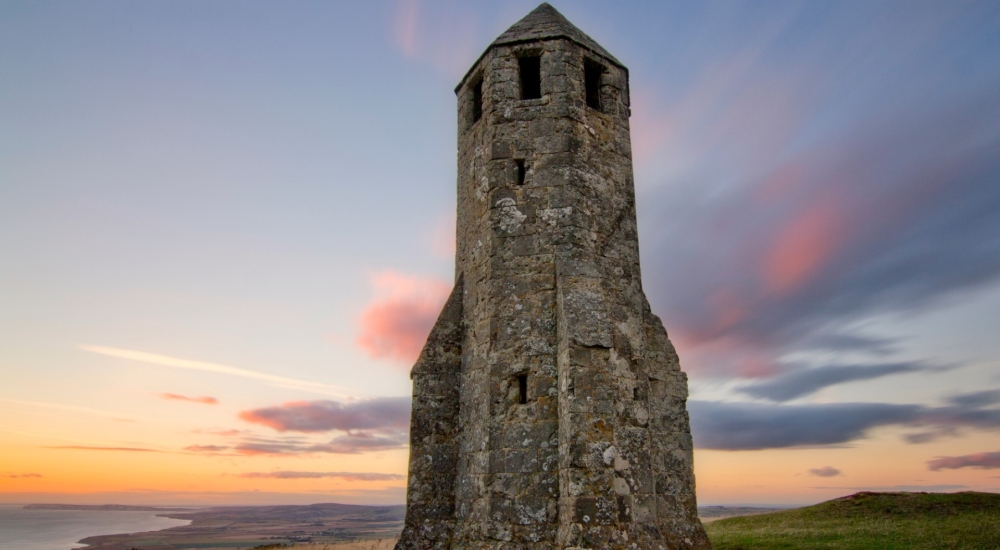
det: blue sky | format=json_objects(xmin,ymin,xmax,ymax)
[{"xmin": 1, "ymin": 0, "xmax": 999, "ymax": 506}]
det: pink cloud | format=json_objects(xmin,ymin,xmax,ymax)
[
  {"xmin": 390, "ymin": 0, "xmax": 480, "ymax": 78},
  {"xmin": 158, "ymin": 393, "xmax": 219, "ymax": 405},
  {"xmin": 393, "ymin": 0, "xmax": 419, "ymax": 58},
  {"xmin": 762, "ymin": 196, "xmax": 848, "ymax": 295},
  {"xmin": 356, "ymin": 270, "xmax": 451, "ymax": 363}
]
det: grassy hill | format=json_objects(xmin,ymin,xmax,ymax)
[{"xmin": 706, "ymin": 491, "xmax": 1000, "ymax": 550}]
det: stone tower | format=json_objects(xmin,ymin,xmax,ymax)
[{"xmin": 396, "ymin": 4, "xmax": 711, "ymax": 549}]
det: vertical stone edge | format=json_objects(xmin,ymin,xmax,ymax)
[
  {"xmin": 642, "ymin": 306, "xmax": 713, "ymax": 550},
  {"xmin": 396, "ymin": 274, "xmax": 465, "ymax": 550}
]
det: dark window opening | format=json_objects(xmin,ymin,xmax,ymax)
[
  {"xmin": 585, "ymin": 59, "xmax": 603, "ymax": 111},
  {"xmin": 472, "ymin": 79, "xmax": 483, "ymax": 123},
  {"xmin": 519, "ymin": 56, "xmax": 541, "ymax": 100},
  {"xmin": 517, "ymin": 374, "xmax": 528, "ymax": 404},
  {"xmin": 515, "ymin": 159, "xmax": 526, "ymax": 186}
]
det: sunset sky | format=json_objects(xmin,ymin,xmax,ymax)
[{"xmin": 2, "ymin": 0, "xmax": 1000, "ymax": 507}]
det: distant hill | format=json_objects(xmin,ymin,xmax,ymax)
[
  {"xmin": 706, "ymin": 491, "xmax": 1000, "ymax": 549},
  {"xmin": 76, "ymin": 502, "xmax": 406, "ymax": 549},
  {"xmin": 23, "ymin": 504, "xmax": 188, "ymax": 511}
]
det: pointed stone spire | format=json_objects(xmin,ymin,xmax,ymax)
[{"xmin": 490, "ymin": 3, "xmax": 622, "ymax": 67}]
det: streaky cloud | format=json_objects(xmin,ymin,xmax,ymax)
[
  {"xmin": 737, "ymin": 361, "xmax": 937, "ymax": 402},
  {"xmin": 236, "ymin": 471, "xmax": 403, "ymax": 480},
  {"xmin": 689, "ymin": 399, "xmax": 1000, "ymax": 450},
  {"xmin": 158, "ymin": 393, "xmax": 219, "ymax": 405},
  {"xmin": 45, "ymin": 445, "xmax": 162, "ymax": 452},
  {"xmin": 0, "ymin": 398, "xmax": 145, "ymax": 422},
  {"xmin": 239, "ymin": 397, "xmax": 410, "ymax": 433},
  {"xmin": 927, "ymin": 451, "xmax": 1000, "ymax": 471},
  {"xmin": 689, "ymin": 401, "xmax": 921, "ymax": 450},
  {"xmin": 812, "ymin": 484, "xmax": 968, "ymax": 492},
  {"xmin": 81, "ymin": 345, "xmax": 354, "ymax": 398},
  {"xmin": 948, "ymin": 389, "xmax": 1000, "ymax": 408}
]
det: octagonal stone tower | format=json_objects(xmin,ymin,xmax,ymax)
[{"xmin": 396, "ymin": 5, "xmax": 711, "ymax": 549}]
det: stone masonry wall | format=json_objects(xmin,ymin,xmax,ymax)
[{"xmin": 397, "ymin": 5, "xmax": 711, "ymax": 549}]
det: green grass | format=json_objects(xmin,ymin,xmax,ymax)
[{"xmin": 706, "ymin": 491, "xmax": 1000, "ymax": 550}]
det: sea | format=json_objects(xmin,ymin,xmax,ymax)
[{"xmin": 0, "ymin": 504, "xmax": 190, "ymax": 550}]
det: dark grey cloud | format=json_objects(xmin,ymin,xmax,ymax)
[
  {"xmin": 948, "ymin": 389, "xmax": 1000, "ymax": 408},
  {"xmin": 688, "ymin": 401, "xmax": 922, "ymax": 450},
  {"xmin": 737, "ymin": 361, "xmax": 934, "ymax": 402},
  {"xmin": 809, "ymin": 466, "xmax": 841, "ymax": 477},
  {"xmin": 927, "ymin": 451, "xmax": 1000, "ymax": 471},
  {"xmin": 236, "ymin": 471, "xmax": 404, "ymax": 481},
  {"xmin": 689, "ymin": 399, "xmax": 1000, "ymax": 450},
  {"xmin": 239, "ymin": 397, "xmax": 410, "ymax": 433}
]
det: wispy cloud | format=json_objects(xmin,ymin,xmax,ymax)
[
  {"xmin": 81, "ymin": 345, "xmax": 353, "ymax": 398},
  {"xmin": 390, "ymin": 0, "xmax": 481, "ymax": 78},
  {"xmin": 928, "ymin": 451, "xmax": 1000, "ymax": 471},
  {"xmin": 236, "ymin": 471, "xmax": 404, "ymax": 481},
  {"xmin": 814, "ymin": 484, "xmax": 968, "ymax": 492},
  {"xmin": 0, "ymin": 399, "xmax": 142, "ymax": 423},
  {"xmin": 948, "ymin": 389, "xmax": 1000, "ymax": 408},
  {"xmin": 183, "ymin": 444, "xmax": 230, "ymax": 453},
  {"xmin": 191, "ymin": 428, "xmax": 243, "ymax": 436},
  {"xmin": 186, "ymin": 433, "xmax": 408, "ymax": 456},
  {"xmin": 690, "ymin": 399, "xmax": 1000, "ymax": 450},
  {"xmin": 637, "ymin": 13, "xmax": 1000, "ymax": 385},
  {"xmin": 737, "ymin": 361, "xmax": 942, "ymax": 402},
  {"xmin": 2, "ymin": 473, "xmax": 43, "ymax": 479},
  {"xmin": 158, "ymin": 393, "xmax": 218, "ymax": 405},
  {"xmin": 45, "ymin": 445, "xmax": 162, "ymax": 452},
  {"xmin": 194, "ymin": 398, "xmax": 417, "ymax": 455},
  {"xmin": 239, "ymin": 398, "xmax": 410, "ymax": 433},
  {"xmin": 355, "ymin": 271, "xmax": 450, "ymax": 364},
  {"xmin": 809, "ymin": 467, "xmax": 841, "ymax": 477}
]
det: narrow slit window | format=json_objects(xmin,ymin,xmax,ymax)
[
  {"xmin": 517, "ymin": 374, "xmax": 528, "ymax": 404},
  {"xmin": 515, "ymin": 159, "xmax": 526, "ymax": 186},
  {"xmin": 585, "ymin": 59, "xmax": 603, "ymax": 111},
  {"xmin": 472, "ymin": 79, "xmax": 483, "ymax": 123},
  {"xmin": 519, "ymin": 56, "xmax": 541, "ymax": 100}
]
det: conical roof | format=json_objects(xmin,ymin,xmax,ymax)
[{"xmin": 456, "ymin": 3, "xmax": 624, "ymax": 92}]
